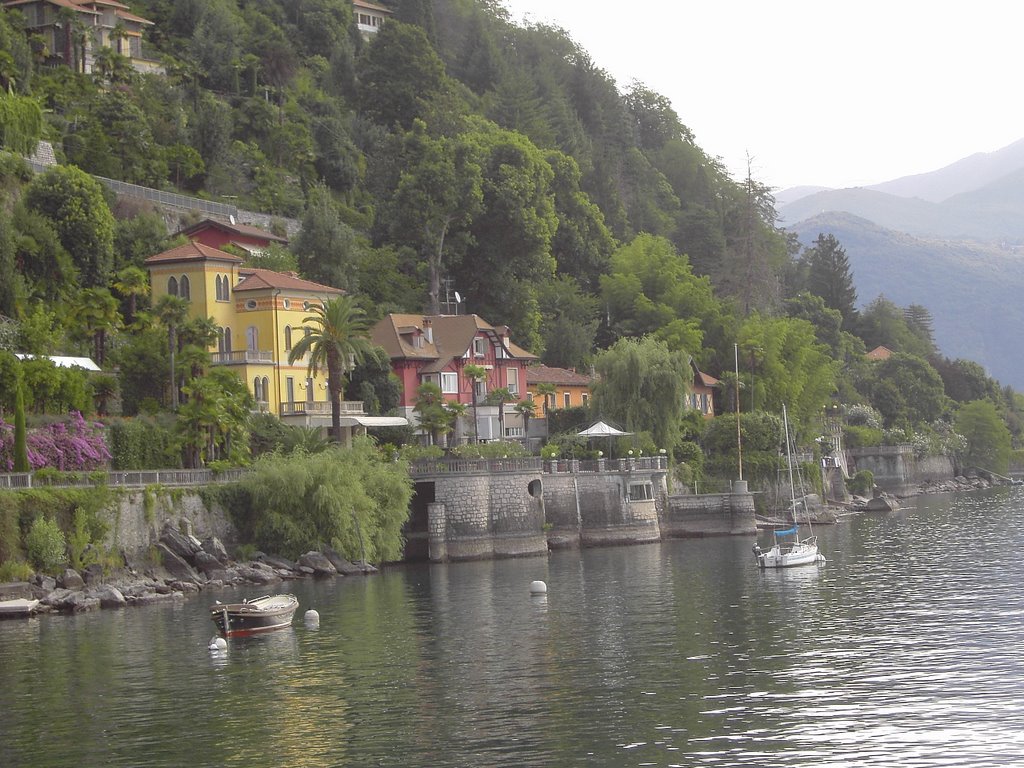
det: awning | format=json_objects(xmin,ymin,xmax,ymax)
[
  {"xmin": 577, "ymin": 420, "xmax": 632, "ymax": 437},
  {"xmin": 337, "ymin": 416, "xmax": 409, "ymax": 428}
]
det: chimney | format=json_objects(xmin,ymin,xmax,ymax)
[{"xmin": 423, "ymin": 317, "xmax": 433, "ymax": 344}]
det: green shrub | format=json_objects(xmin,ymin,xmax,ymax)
[
  {"xmin": 395, "ymin": 444, "xmax": 444, "ymax": 461},
  {"xmin": 847, "ymin": 469, "xmax": 875, "ymax": 496},
  {"xmin": 0, "ymin": 559, "xmax": 34, "ymax": 582},
  {"xmin": 106, "ymin": 416, "xmax": 180, "ymax": 469},
  {"xmin": 450, "ymin": 441, "xmax": 528, "ymax": 459},
  {"xmin": 24, "ymin": 517, "xmax": 66, "ymax": 573},
  {"xmin": 0, "ymin": 494, "xmax": 20, "ymax": 563},
  {"xmin": 843, "ymin": 424, "xmax": 884, "ymax": 448}
]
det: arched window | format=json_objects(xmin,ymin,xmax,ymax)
[
  {"xmin": 262, "ymin": 377, "xmax": 270, "ymax": 403},
  {"xmin": 167, "ymin": 276, "xmax": 178, "ymax": 296},
  {"xmin": 246, "ymin": 326, "xmax": 258, "ymax": 352},
  {"xmin": 215, "ymin": 275, "xmax": 223, "ymax": 301},
  {"xmin": 253, "ymin": 377, "xmax": 263, "ymax": 402},
  {"xmin": 217, "ymin": 327, "xmax": 226, "ymax": 354},
  {"xmin": 284, "ymin": 325, "xmax": 292, "ymax": 351},
  {"xmin": 223, "ymin": 326, "xmax": 232, "ymax": 353},
  {"xmin": 180, "ymin": 275, "xmax": 191, "ymax": 300}
]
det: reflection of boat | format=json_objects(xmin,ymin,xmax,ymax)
[
  {"xmin": 210, "ymin": 594, "xmax": 298, "ymax": 638},
  {"xmin": 0, "ymin": 598, "xmax": 40, "ymax": 618},
  {"xmin": 753, "ymin": 406, "xmax": 826, "ymax": 569}
]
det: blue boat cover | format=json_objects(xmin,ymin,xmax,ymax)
[{"xmin": 774, "ymin": 526, "xmax": 799, "ymax": 536}]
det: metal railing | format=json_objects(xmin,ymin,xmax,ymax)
[
  {"xmin": 408, "ymin": 455, "xmax": 668, "ymax": 477},
  {"xmin": 210, "ymin": 350, "xmax": 275, "ymax": 365},
  {"xmin": 280, "ymin": 401, "xmax": 365, "ymax": 417},
  {"xmin": 0, "ymin": 468, "xmax": 246, "ymax": 490}
]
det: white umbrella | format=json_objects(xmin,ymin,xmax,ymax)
[{"xmin": 576, "ymin": 420, "xmax": 632, "ymax": 437}]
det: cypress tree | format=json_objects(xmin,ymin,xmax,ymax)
[{"xmin": 13, "ymin": 382, "xmax": 29, "ymax": 472}]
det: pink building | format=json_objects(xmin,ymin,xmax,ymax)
[{"xmin": 371, "ymin": 313, "xmax": 537, "ymax": 442}]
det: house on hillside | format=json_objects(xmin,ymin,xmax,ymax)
[
  {"xmin": 177, "ymin": 218, "xmax": 288, "ymax": 258},
  {"xmin": 866, "ymin": 345, "xmax": 893, "ymax": 361},
  {"xmin": 689, "ymin": 360, "xmax": 719, "ymax": 418},
  {"xmin": 353, "ymin": 0, "xmax": 391, "ymax": 37},
  {"xmin": 4, "ymin": 0, "xmax": 163, "ymax": 74},
  {"xmin": 145, "ymin": 242, "xmax": 402, "ymax": 444},
  {"xmin": 371, "ymin": 313, "xmax": 538, "ymax": 444},
  {"xmin": 525, "ymin": 364, "xmax": 594, "ymax": 413}
]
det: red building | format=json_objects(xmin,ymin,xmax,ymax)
[
  {"xmin": 371, "ymin": 313, "xmax": 537, "ymax": 442},
  {"xmin": 177, "ymin": 218, "xmax": 288, "ymax": 256}
]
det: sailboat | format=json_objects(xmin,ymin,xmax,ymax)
[{"xmin": 752, "ymin": 405, "xmax": 826, "ymax": 568}]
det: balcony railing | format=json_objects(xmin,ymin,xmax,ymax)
[
  {"xmin": 280, "ymin": 401, "xmax": 365, "ymax": 417},
  {"xmin": 210, "ymin": 350, "xmax": 274, "ymax": 365}
]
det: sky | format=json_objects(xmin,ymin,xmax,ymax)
[{"xmin": 500, "ymin": 0, "xmax": 1024, "ymax": 192}]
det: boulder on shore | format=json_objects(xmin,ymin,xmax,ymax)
[
  {"xmin": 159, "ymin": 522, "xmax": 202, "ymax": 563},
  {"xmin": 58, "ymin": 568, "xmax": 84, "ymax": 590},
  {"xmin": 92, "ymin": 584, "xmax": 126, "ymax": 609},
  {"xmin": 155, "ymin": 543, "xmax": 199, "ymax": 583},
  {"xmin": 201, "ymin": 536, "xmax": 231, "ymax": 564},
  {"xmin": 322, "ymin": 547, "xmax": 360, "ymax": 575},
  {"xmin": 297, "ymin": 551, "xmax": 337, "ymax": 576}
]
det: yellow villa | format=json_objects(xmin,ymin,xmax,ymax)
[{"xmin": 145, "ymin": 241, "xmax": 401, "ymax": 443}]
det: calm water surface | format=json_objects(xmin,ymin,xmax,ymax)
[{"xmin": 3, "ymin": 487, "xmax": 1024, "ymax": 767}]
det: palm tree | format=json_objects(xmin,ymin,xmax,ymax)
[
  {"xmin": 413, "ymin": 382, "xmax": 452, "ymax": 447},
  {"xmin": 536, "ymin": 382, "xmax": 556, "ymax": 417},
  {"xmin": 113, "ymin": 266, "xmax": 150, "ymax": 326},
  {"xmin": 154, "ymin": 294, "xmax": 189, "ymax": 409},
  {"xmin": 288, "ymin": 296, "xmax": 375, "ymax": 444},
  {"xmin": 514, "ymin": 399, "xmax": 536, "ymax": 449},
  {"xmin": 91, "ymin": 373, "xmax": 118, "ymax": 416},
  {"xmin": 486, "ymin": 387, "xmax": 514, "ymax": 443},
  {"xmin": 73, "ymin": 287, "xmax": 121, "ymax": 366},
  {"xmin": 463, "ymin": 363, "xmax": 487, "ymax": 443}
]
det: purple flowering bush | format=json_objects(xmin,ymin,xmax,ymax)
[{"xmin": 0, "ymin": 412, "xmax": 111, "ymax": 472}]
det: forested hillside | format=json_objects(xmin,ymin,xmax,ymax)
[{"xmin": 2, "ymin": 0, "xmax": 1023, "ymax": 479}]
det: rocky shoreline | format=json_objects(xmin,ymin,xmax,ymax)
[{"xmin": 0, "ymin": 521, "xmax": 375, "ymax": 617}]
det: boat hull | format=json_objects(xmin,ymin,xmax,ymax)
[
  {"xmin": 753, "ymin": 541, "xmax": 822, "ymax": 568},
  {"xmin": 210, "ymin": 594, "xmax": 298, "ymax": 638}
]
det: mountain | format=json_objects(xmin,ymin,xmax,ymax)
[
  {"xmin": 789, "ymin": 212, "xmax": 1024, "ymax": 387},
  {"xmin": 777, "ymin": 138, "xmax": 1024, "ymax": 234},
  {"xmin": 867, "ymin": 138, "xmax": 1024, "ymax": 202}
]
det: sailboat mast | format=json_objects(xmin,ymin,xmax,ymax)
[
  {"xmin": 735, "ymin": 343, "xmax": 743, "ymax": 480},
  {"xmin": 782, "ymin": 404, "xmax": 798, "ymax": 522}
]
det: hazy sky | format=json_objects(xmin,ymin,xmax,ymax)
[{"xmin": 501, "ymin": 0, "xmax": 1024, "ymax": 192}]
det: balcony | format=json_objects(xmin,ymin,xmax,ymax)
[
  {"xmin": 280, "ymin": 401, "xmax": 365, "ymax": 417},
  {"xmin": 210, "ymin": 350, "xmax": 274, "ymax": 365}
]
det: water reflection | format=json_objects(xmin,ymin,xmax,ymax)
[{"xmin": 3, "ymin": 487, "xmax": 1024, "ymax": 766}]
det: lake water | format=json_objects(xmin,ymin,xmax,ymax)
[{"xmin": 4, "ymin": 487, "xmax": 1024, "ymax": 767}]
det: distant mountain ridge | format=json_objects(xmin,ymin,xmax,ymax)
[{"xmin": 778, "ymin": 138, "xmax": 1024, "ymax": 241}]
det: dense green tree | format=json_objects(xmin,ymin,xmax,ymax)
[
  {"xmin": 865, "ymin": 353, "xmax": 946, "ymax": 427},
  {"xmin": 113, "ymin": 326, "xmax": 169, "ymax": 415},
  {"xmin": 357, "ymin": 21, "xmax": 447, "ymax": 129},
  {"xmin": 113, "ymin": 265, "xmax": 151, "ymax": 326},
  {"xmin": 292, "ymin": 182, "xmax": 361, "ymax": 290},
  {"xmin": 784, "ymin": 291, "xmax": 843, "ymax": 354},
  {"xmin": 591, "ymin": 335, "xmax": 691, "ymax": 453},
  {"xmin": 956, "ymin": 400, "xmax": 1011, "ymax": 474},
  {"xmin": 932, "ymin": 357, "xmax": 999, "ymax": 404},
  {"xmin": 287, "ymin": 296, "xmax": 375, "ymax": 443},
  {"xmin": 384, "ymin": 121, "xmax": 483, "ymax": 314},
  {"xmin": 13, "ymin": 380, "xmax": 28, "ymax": 472},
  {"xmin": 803, "ymin": 233, "xmax": 858, "ymax": 328},
  {"xmin": 0, "ymin": 350, "xmax": 22, "ymax": 415},
  {"xmin": 536, "ymin": 275, "xmax": 598, "ymax": 371},
  {"xmin": 10, "ymin": 204, "xmax": 77, "ymax": 302},
  {"xmin": 856, "ymin": 295, "xmax": 933, "ymax": 358},
  {"xmin": 345, "ymin": 346, "xmax": 402, "ymax": 416},
  {"xmin": 0, "ymin": 91, "xmax": 43, "ymax": 155},
  {"xmin": 736, "ymin": 314, "xmax": 839, "ymax": 431},
  {"xmin": 23, "ymin": 166, "xmax": 115, "ymax": 288},
  {"xmin": 600, "ymin": 233, "xmax": 727, "ymax": 360}
]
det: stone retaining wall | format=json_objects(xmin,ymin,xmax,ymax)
[
  {"xmin": 663, "ymin": 492, "xmax": 757, "ymax": 537},
  {"xmin": 847, "ymin": 446, "xmax": 955, "ymax": 494}
]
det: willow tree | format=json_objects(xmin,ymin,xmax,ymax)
[
  {"xmin": 240, "ymin": 440, "xmax": 413, "ymax": 562},
  {"xmin": 591, "ymin": 336, "xmax": 692, "ymax": 452},
  {"xmin": 288, "ymin": 296, "xmax": 375, "ymax": 443},
  {"xmin": 0, "ymin": 91, "xmax": 43, "ymax": 155}
]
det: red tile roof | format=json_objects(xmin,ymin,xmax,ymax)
[
  {"xmin": 525, "ymin": 364, "xmax": 593, "ymax": 386},
  {"xmin": 144, "ymin": 241, "xmax": 244, "ymax": 265},
  {"xmin": 371, "ymin": 313, "xmax": 537, "ymax": 363},
  {"xmin": 234, "ymin": 268, "xmax": 342, "ymax": 295}
]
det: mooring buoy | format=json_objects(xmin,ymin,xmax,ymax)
[
  {"xmin": 208, "ymin": 636, "xmax": 227, "ymax": 651},
  {"xmin": 530, "ymin": 580, "xmax": 547, "ymax": 595},
  {"xmin": 304, "ymin": 609, "xmax": 320, "ymax": 627}
]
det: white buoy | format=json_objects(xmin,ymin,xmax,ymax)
[
  {"xmin": 529, "ymin": 580, "xmax": 547, "ymax": 595},
  {"xmin": 304, "ymin": 609, "xmax": 320, "ymax": 627},
  {"xmin": 208, "ymin": 636, "xmax": 227, "ymax": 651}
]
